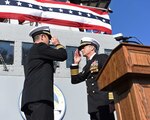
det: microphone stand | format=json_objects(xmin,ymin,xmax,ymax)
[
  {"xmin": 118, "ymin": 37, "xmax": 143, "ymax": 45},
  {"xmin": 122, "ymin": 40, "xmax": 141, "ymax": 45}
]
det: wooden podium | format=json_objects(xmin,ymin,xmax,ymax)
[{"xmin": 97, "ymin": 43, "xmax": 150, "ymax": 120}]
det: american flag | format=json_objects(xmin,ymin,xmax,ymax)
[{"xmin": 0, "ymin": 0, "xmax": 112, "ymax": 34}]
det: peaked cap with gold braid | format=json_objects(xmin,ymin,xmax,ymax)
[{"xmin": 29, "ymin": 26, "xmax": 52, "ymax": 40}]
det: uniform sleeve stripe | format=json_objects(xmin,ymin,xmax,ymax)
[
  {"xmin": 70, "ymin": 69, "xmax": 79, "ymax": 75},
  {"xmin": 56, "ymin": 44, "xmax": 65, "ymax": 49},
  {"xmin": 108, "ymin": 92, "xmax": 114, "ymax": 100}
]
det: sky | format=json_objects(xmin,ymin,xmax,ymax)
[{"xmin": 109, "ymin": 0, "xmax": 150, "ymax": 46}]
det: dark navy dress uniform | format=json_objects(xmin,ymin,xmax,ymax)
[
  {"xmin": 21, "ymin": 43, "xmax": 67, "ymax": 110},
  {"xmin": 70, "ymin": 52, "xmax": 115, "ymax": 119},
  {"xmin": 21, "ymin": 26, "xmax": 67, "ymax": 120}
]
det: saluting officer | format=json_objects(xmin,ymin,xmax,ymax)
[
  {"xmin": 70, "ymin": 37, "xmax": 115, "ymax": 120},
  {"xmin": 21, "ymin": 26, "xmax": 67, "ymax": 120}
]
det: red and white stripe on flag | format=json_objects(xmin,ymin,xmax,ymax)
[{"xmin": 0, "ymin": 0, "xmax": 112, "ymax": 34}]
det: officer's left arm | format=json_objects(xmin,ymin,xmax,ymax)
[
  {"xmin": 70, "ymin": 64, "xmax": 90, "ymax": 84},
  {"xmin": 98, "ymin": 54, "xmax": 115, "ymax": 112}
]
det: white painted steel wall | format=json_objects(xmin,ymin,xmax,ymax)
[{"xmin": 0, "ymin": 23, "xmax": 119, "ymax": 120}]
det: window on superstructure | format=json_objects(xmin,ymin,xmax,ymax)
[
  {"xmin": 66, "ymin": 46, "xmax": 77, "ymax": 68},
  {"xmin": 22, "ymin": 42, "xmax": 33, "ymax": 65},
  {"xmin": 22, "ymin": 43, "xmax": 56, "ymax": 65},
  {"xmin": 0, "ymin": 40, "xmax": 14, "ymax": 65}
]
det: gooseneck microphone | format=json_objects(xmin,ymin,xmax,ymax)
[{"xmin": 113, "ymin": 33, "xmax": 143, "ymax": 45}]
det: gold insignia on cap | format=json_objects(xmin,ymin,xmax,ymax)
[{"xmin": 43, "ymin": 31, "xmax": 50, "ymax": 35}]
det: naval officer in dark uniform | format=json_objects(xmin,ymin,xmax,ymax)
[
  {"xmin": 70, "ymin": 37, "xmax": 115, "ymax": 120},
  {"xmin": 21, "ymin": 26, "xmax": 67, "ymax": 120}
]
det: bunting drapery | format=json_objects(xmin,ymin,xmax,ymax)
[{"xmin": 0, "ymin": 0, "xmax": 112, "ymax": 34}]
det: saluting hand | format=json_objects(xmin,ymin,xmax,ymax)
[
  {"xmin": 50, "ymin": 36, "xmax": 60, "ymax": 46},
  {"xmin": 74, "ymin": 49, "xmax": 81, "ymax": 64}
]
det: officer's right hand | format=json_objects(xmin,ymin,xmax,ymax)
[{"xmin": 74, "ymin": 49, "xmax": 81, "ymax": 64}]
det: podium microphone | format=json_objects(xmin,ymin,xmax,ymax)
[
  {"xmin": 113, "ymin": 33, "xmax": 143, "ymax": 45},
  {"xmin": 113, "ymin": 33, "xmax": 132, "ymax": 41}
]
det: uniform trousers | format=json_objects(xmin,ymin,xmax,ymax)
[
  {"xmin": 90, "ymin": 105, "xmax": 115, "ymax": 120},
  {"xmin": 24, "ymin": 101, "xmax": 54, "ymax": 120}
]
